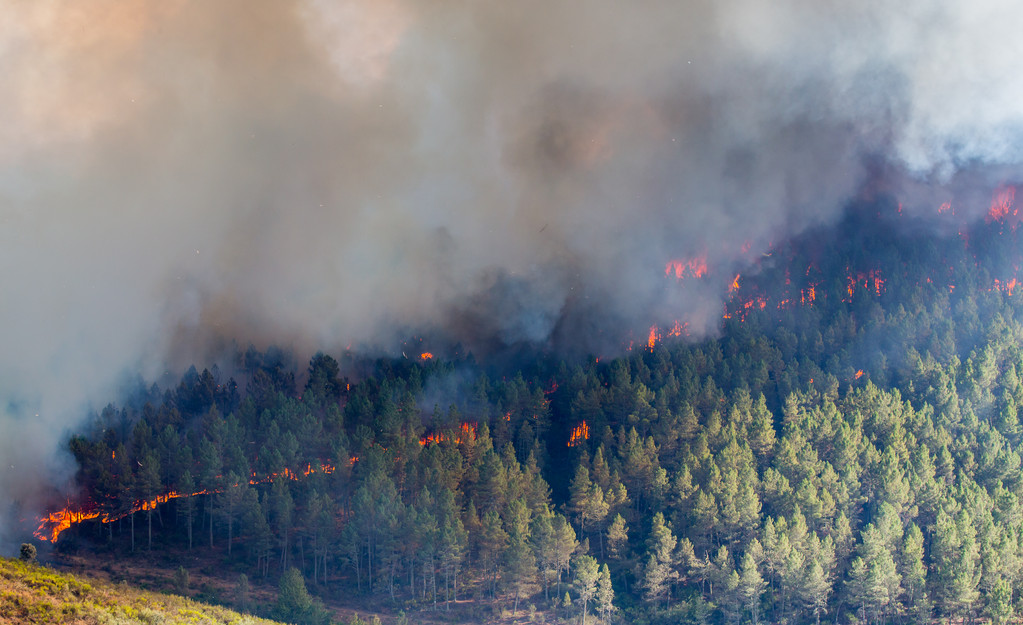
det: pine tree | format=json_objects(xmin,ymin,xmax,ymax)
[
  {"xmin": 272, "ymin": 567, "xmax": 329, "ymax": 625},
  {"xmin": 899, "ymin": 523, "xmax": 930, "ymax": 623},
  {"xmin": 606, "ymin": 513, "xmax": 629, "ymax": 561},
  {"xmin": 504, "ymin": 499, "xmax": 538, "ymax": 615},
  {"xmin": 643, "ymin": 512, "xmax": 678, "ymax": 606},
  {"xmin": 573, "ymin": 555, "xmax": 599, "ymax": 625},
  {"xmin": 550, "ymin": 514, "xmax": 578, "ymax": 598},
  {"xmin": 801, "ymin": 557, "xmax": 830, "ymax": 625},
  {"xmin": 596, "ymin": 563, "xmax": 615, "ymax": 623},
  {"xmin": 738, "ymin": 549, "xmax": 766, "ymax": 625}
]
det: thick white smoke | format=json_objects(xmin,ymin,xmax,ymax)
[{"xmin": 2, "ymin": 0, "xmax": 1023, "ymax": 534}]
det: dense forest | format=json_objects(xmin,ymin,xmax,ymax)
[{"xmin": 37, "ymin": 197, "xmax": 1023, "ymax": 625}]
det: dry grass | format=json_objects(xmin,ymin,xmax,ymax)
[{"xmin": 0, "ymin": 557, "xmax": 279, "ymax": 625}]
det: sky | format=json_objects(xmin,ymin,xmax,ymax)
[{"xmin": 3, "ymin": 0, "xmax": 1023, "ymax": 536}]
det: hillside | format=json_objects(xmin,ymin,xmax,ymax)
[
  {"xmin": 0, "ymin": 556, "xmax": 281, "ymax": 625},
  {"xmin": 26, "ymin": 198, "xmax": 1023, "ymax": 625}
]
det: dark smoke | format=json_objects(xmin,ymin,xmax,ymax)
[{"xmin": 3, "ymin": 0, "xmax": 1023, "ymax": 537}]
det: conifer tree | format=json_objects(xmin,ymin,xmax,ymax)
[
  {"xmin": 643, "ymin": 512, "xmax": 678, "ymax": 606},
  {"xmin": 596, "ymin": 563, "xmax": 615, "ymax": 623},
  {"xmin": 573, "ymin": 555, "xmax": 599, "ymax": 625}
]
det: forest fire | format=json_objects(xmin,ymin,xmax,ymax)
[
  {"xmin": 644, "ymin": 321, "xmax": 689, "ymax": 350},
  {"xmin": 987, "ymin": 186, "xmax": 1017, "ymax": 223},
  {"xmin": 993, "ymin": 278, "xmax": 1019, "ymax": 296},
  {"xmin": 647, "ymin": 326, "xmax": 660, "ymax": 351},
  {"xmin": 419, "ymin": 422, "xmax": 478, "ymax": 447},
  {"xmin": 35, "ymin": 461, "xmax": 344, "ymax": 543},
  {"xmin": 420, "ymin": 352, "xmax": 434, "ymax": 360},
  {"xmin": 844, "ymin": 269, "xmax": 885, "ymax": 301},
  {"xmin": 665, "ymin": 256, "xmax": 708, "ymax": 280},
  {"xmin": 567, "ymin": 421, "xmax": 590, "ymax": 447}
]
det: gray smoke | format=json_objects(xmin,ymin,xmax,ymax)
[{"xmin": 3, "ymin": 0, "xmax": 1023, "ymax": 536}]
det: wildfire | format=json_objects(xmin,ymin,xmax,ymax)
[
  {"xmin": 420, "ymin": 352, "xmax": 434, "ymax": 360},
  {"xmin": 567, "ymin": 421, "xmax": 590, "ymax": 447},
  {"xmin": 993, "ymin": 278, "xmax": 1019, "ymax": 296},
  {"xmin": 667, "ymin": 320, "xmax": 688, "ymax": 337},
  {"xmin": 419, "ymin": 422, "xmax": 477, "ymax": 447},
  {"xmin": 987, "ymin": 186, "xmax": 1017, "ymax": 223},
  {"xmin": 645, "ymin": 321, "xmax": 689, "ymax": 350},
  {"xmin": 800, "ymin": 285, "xmax": 816, "ymax": 306},
  {"xmin": 647, "ymin": 325, "xmax": 661, "ymax": 351},
  {"xmin": 35, "ymin": 508, "xmax": 102, "ymax": 543},
  {"xmin": 36, "ymin": 460, "xmax": 347, "ymax": 543},
  {"xmin": 665, "ymin": 256, "xmax": 708, "ymax": 281},
  {"xmin": 854, "ymin": 370, "xmax": 865, "ymax": 380},
  {"xmin": 844, "ymin": 269, "xmax": 885, "ymax": 301},
  {"xmin": 729, "ymin": 273, "xmax": 741, "ymax": 293}
]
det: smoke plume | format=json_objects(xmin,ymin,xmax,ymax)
[{"xmin": 3, "ymin": 0, "xmax": 1023, "ymax": 535}]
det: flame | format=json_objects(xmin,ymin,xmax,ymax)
[
  {"xmin": 419, "ymin": 422, "xmax": 477, "ymax": 447},
  {"xmin": 647, "ymin": 325, "xmax": 661, "ymax": 351},
  {"xmin": 987, "ymin": 186, "xmax": 1017, "ymax": 223},
  {"xmin": 843, "ymin": 269, "xmax": 885, "ymax": 301},
  {"xmin": 35, "ymin": 508, "xmax": 102, "ymax": 543},
  {"xmin": 35, "ymin": 459, "xmax": 349, "ymax": 543},
  {"xmin": 938, "ymin": 202, "xmax": 953, "ymax": 215},
  {"xmin": 993, "ymin": 278, "xmax": 1018, "ymax": 296},
  {"xmin": 800, "ymin": 285, "xmax": 816, "ymax": 305},
  {"xmin": 729, "ymin": 273, "xmax": 741, "ymax": 293},
  {"xmin": 854, "ymin": 370, "xmax": 865, "ymax": 380},
  {"xmin": 420, "ymin": 352, "xmax": 433, "ymax": 360},
  {"xmin": 667, "ymin": 320, "xmax": 688, "ymax": 337},
  {"xmin": 665, "ymin": 256, "xmax": 708, "ymax": 280},
  {"xmin": 567, "ymin": 421, "xmax": 590, "ymax": 447}
]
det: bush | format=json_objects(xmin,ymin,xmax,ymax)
[
  {"xmin": 272, "ymin": 568, "xmax": 330, "ymax": 625},
  {"xmin": 19, "ymin": 544, "xmax": 36, "ymax": 564},
  {"xmin": 172, "ymin": 567, "xmax": 189, "ymax": 595}
]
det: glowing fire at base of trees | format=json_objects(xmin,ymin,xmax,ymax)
[
  {"xmin": 567, "ymin": 421, "xmax": 590, "ymax": 447},
  {"xmin": 419, "ymin": 422, "xmax": 478, "ymax": 446},
  {"xmin": 35, "ymin": 461, "xmax": 346, "ymax": 543}
]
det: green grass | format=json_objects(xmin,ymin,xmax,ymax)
[{"xmin": 0, "ymin": 557, "xmax": 280, "ymax": 625}]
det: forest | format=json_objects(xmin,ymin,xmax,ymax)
[{"xmin": 36, "ymin": 197, "xmax": 1023, "ymax": 625}]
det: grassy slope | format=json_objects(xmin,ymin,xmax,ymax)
[{"xmin": 0, "ymin": 557, "xmax": 280, "ymax": 625}]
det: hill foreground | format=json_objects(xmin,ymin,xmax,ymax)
[{"xmin": 0, "ymin": 556, "xmax": 278, "ymax": 625}]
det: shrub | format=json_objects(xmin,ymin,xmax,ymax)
[{"xmin": 19, "ymin": 543, "xmax": 36, "ymax": 564}]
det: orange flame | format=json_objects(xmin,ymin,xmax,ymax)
[
  {"xmin": 665, "ymin": 256, "xmax": 708, "ymax": 280},
  {"xmin": 419, "ymin": 422, "xmax": 478, "ymax": 447},
  {"xmin": 647, "ymin": 325, "xmax": 661, "ymax": 351},
  {"xmin": 667, "ymin": 320, "xmax": 688, "ymax": 338},
  {"xmin": 843, "ymin": 269, "xmax": 885, "ymax": 301},
  {"xmin": 729, "ymin": 273, "xmax": 741, "ymax": 293},
  {"xmin": 993, "ymin": 277, "xmax": 1018, "ymax": 296},
  {"xmin": 567, "ymin": 421, "xmax": 590, "ymax": 447},
  {"xmin": 987, "ymin": 186, "xmax": 1017, "ymax": 223},
  {"xmin": 854, "ymin": 370, "xmax": 865, "ymax": 380},
  {"xmin": 36, "ymin": 460, "xmax": 349, "ymax": 543},
  {"xmin": 420, "ymin": 352, "xmax": 434, "ymax": 360},
  {"xmin": 800, "ymin": 285, "xmax": 816, "ymax": 306}
]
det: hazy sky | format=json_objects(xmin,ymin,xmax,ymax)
[{"xmin": 3, "ymin": 0, "xmax": 1023, "ymax": 533}]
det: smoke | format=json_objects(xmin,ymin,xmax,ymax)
[{"xmin": 3, "ymin": 0, "xmax": 1023, "ymax": 535}]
